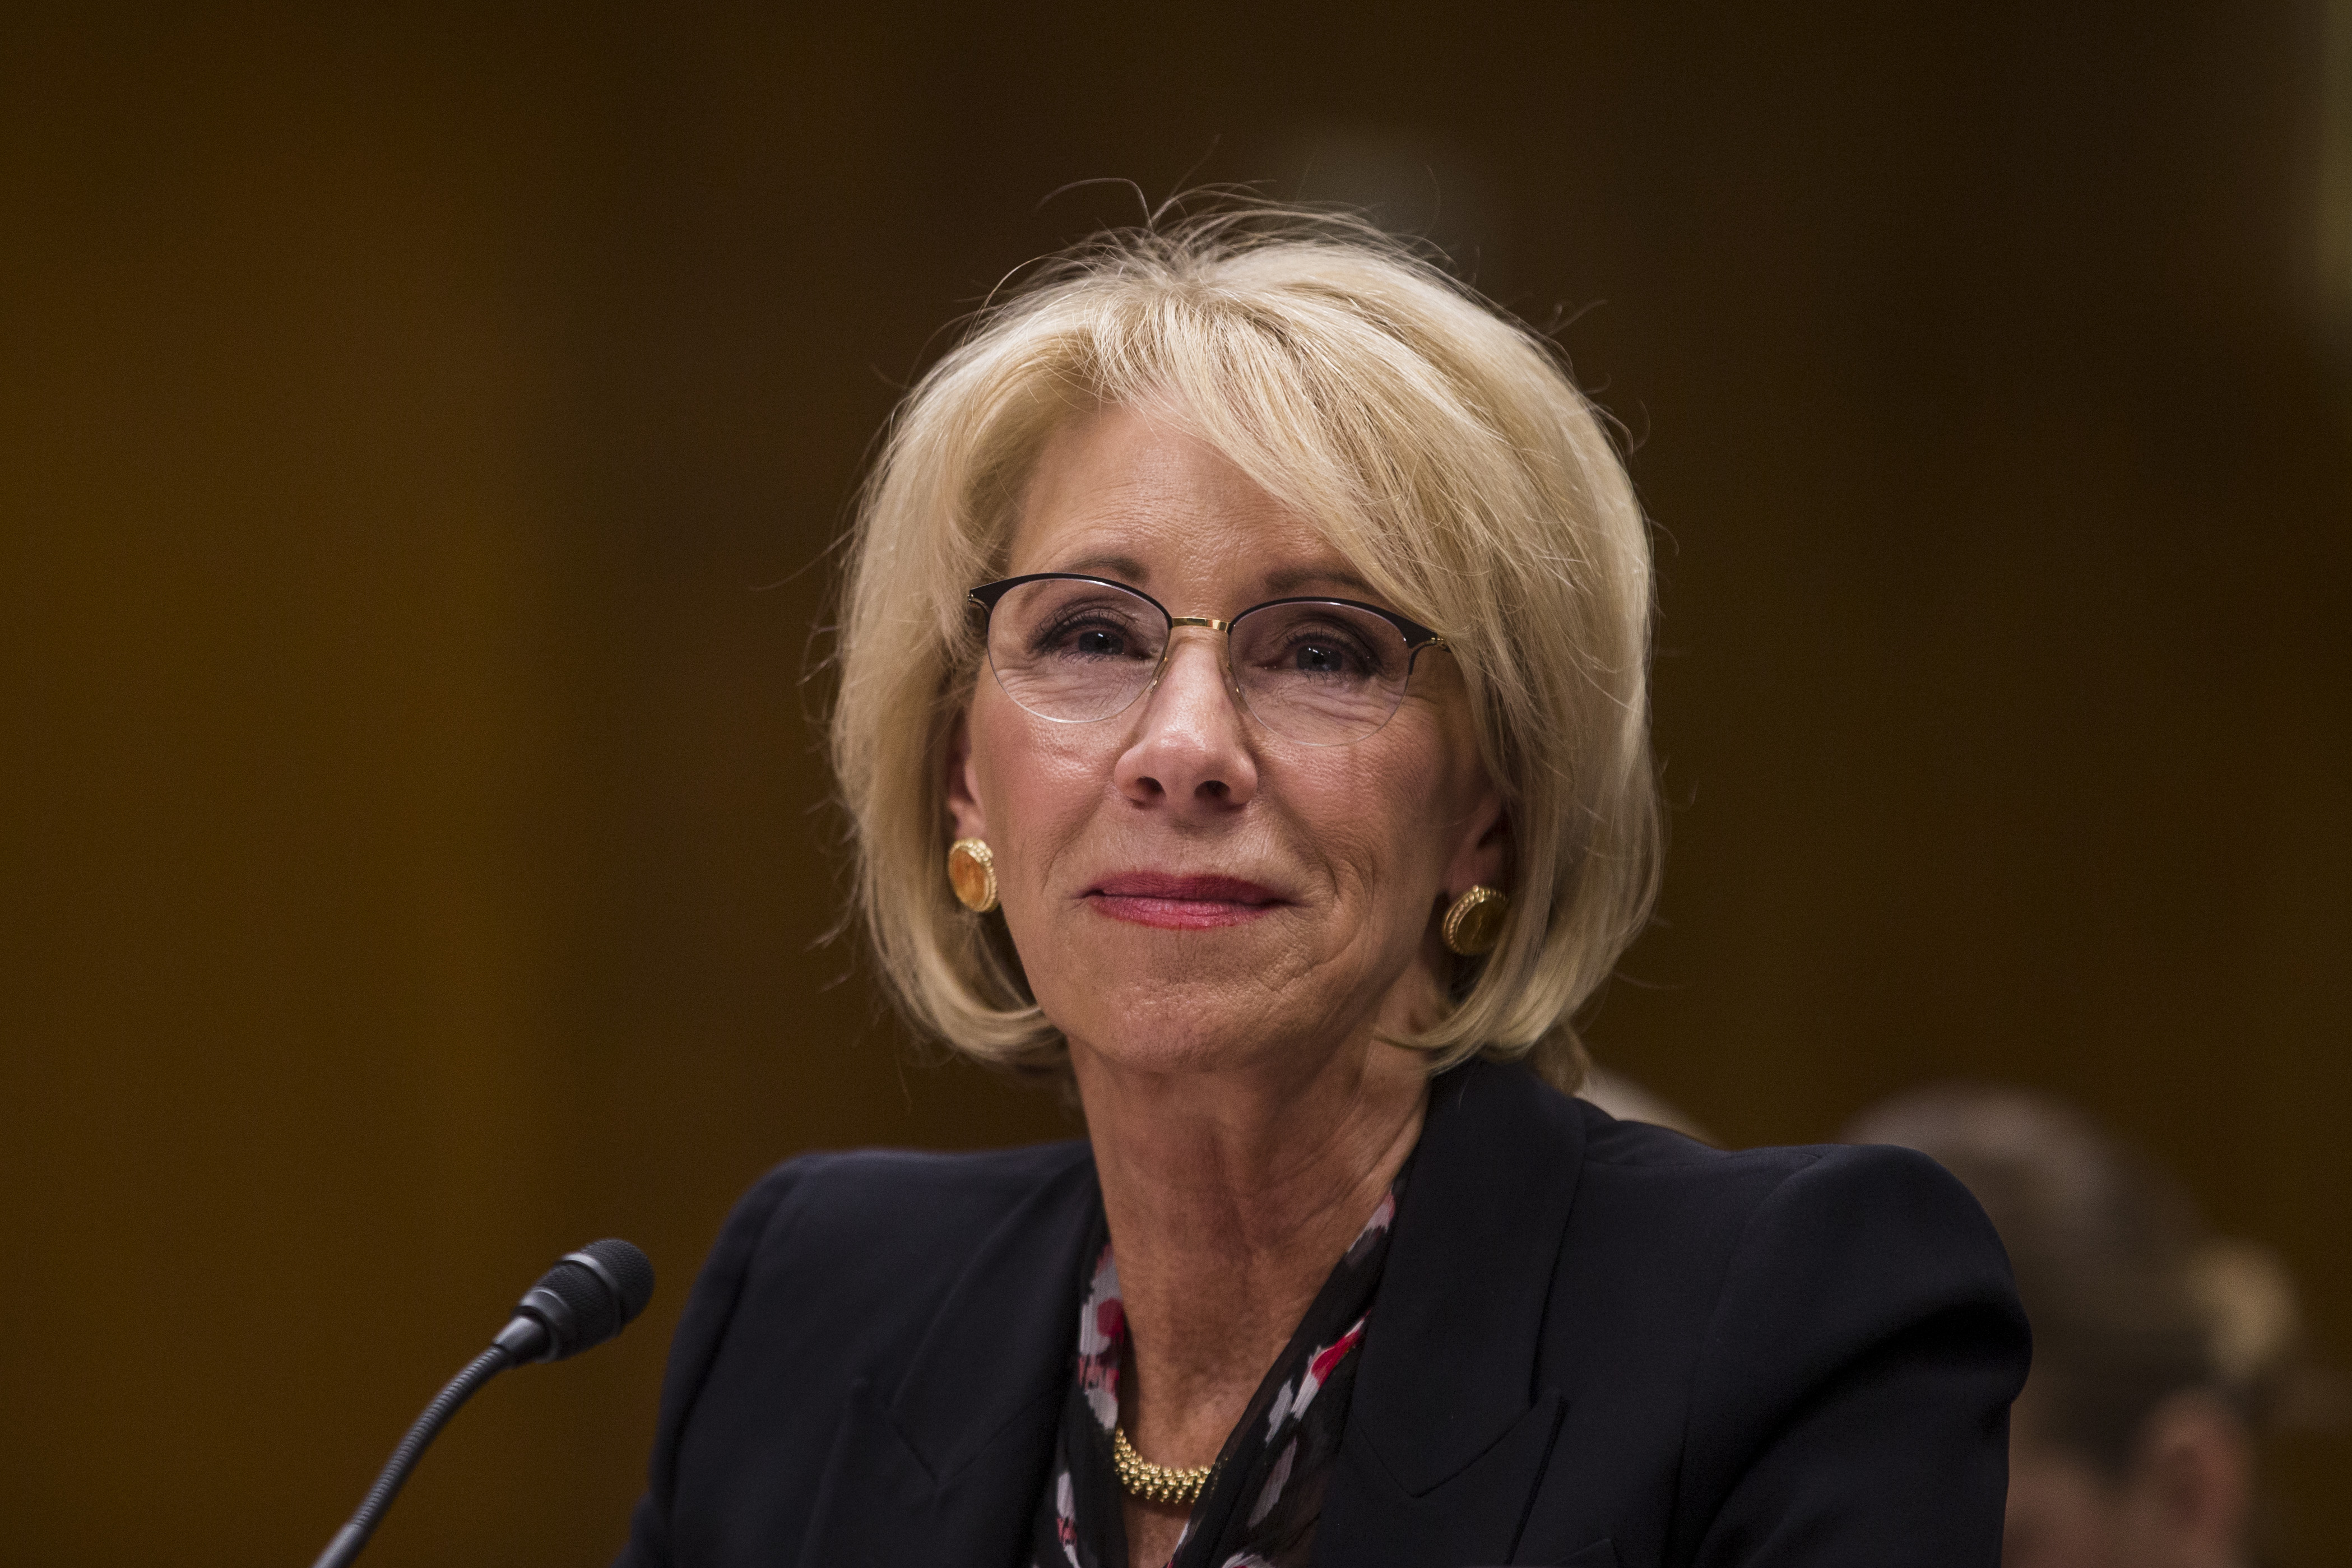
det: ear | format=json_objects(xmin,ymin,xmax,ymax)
[
  {"xmin": 944, "ymin": 708, "xmax": 989, "ymax": 842},
  {"xmin": 1442, "ymin": 769, "xmax": 1511, "ymax": 899}
]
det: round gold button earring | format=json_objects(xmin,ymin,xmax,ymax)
[
  {"xmin": 1441, "ymin": 884, "xmax": 1509, "ymax": 956},
  {"xmin": 947, "ymin": 838, "xmax": 999, "ymax": 913}
]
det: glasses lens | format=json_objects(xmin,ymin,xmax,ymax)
[
  {"xmin": 1229, "ymin": 601, "xmax": 1414, "ymax": 745},
  {"xmin": 985, "ymin": 578, "xmax": 1168, "ymax": 723}
]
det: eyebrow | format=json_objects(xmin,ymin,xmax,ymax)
[
  {"xmin": 1055, "ymin": 552, "xmax": 1152, "ymax": 582},
  {"xmin": 1263, "ymin": 563, "xmax": 1377, "ymax": 598},
  {"xmin": 1046, "ymin": 555, "xmax": 1379, "ymax": 601}
]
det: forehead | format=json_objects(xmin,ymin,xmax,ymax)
[{"xmin": 1005, "ymin": 404, "xmax": 1374, "ymax": 601}]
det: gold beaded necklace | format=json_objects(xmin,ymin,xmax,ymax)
[{"xmin": 1110, "ymin": 1425, "xmax": 1214, "ymax": 1507}]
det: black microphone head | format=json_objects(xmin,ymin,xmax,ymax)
[
  {"xmin": 509, "ymin": 1238, "xmax": 655, "ymax": 1362},
  {"xmin": 573, "ymin": 1238, "xmax": 657, "ymax": 1323}
]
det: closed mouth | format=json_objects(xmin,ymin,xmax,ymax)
[{"xmin": 1084, "ymin": 873, "xmax": 1286, "ymax": 929}]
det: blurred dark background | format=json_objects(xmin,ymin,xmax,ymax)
[{"xmin": 4, "ymin": 4, "xmax": 2346, "ymax": 1564}]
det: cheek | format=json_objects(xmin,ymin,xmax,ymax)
[
  {"xmin": 1379, "ymin": 712, "xmax": 1484, "ymax": 847},
  {"xmin": 966, "ymin": 694, "xmax": 1114, "ymax": 860},
  {"xmin": 1301, "ymin": 744, "xmax": 1460, "ymax": 911}
]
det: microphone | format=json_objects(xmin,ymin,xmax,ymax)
[
  {"xmin": 494, "ymin": 1238, "xmax": 658, "ymax": 1363},
  {"xmin": 310, "ymin": 1239, "xmax": 655, "ymax": 1568}
]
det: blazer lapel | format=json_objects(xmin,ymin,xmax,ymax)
[
  {"xmin": 797, "ymin": 1149, "xmax": 1101, "ymax": 1568},
  {"xmin": 1314, "ymin": 1061, "xmax": 1590, "ymax": 1567},
  {"xmin": 793, "ymin": 1065, "xmax": 1590, "ymax": 1567}
]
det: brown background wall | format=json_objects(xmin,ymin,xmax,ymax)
[{"xmin": 4, "ymin": 5, "xmax": 2346, "ymax": 1564}]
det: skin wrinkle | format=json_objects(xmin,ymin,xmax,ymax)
[{"xmin": 943, "ymin": 403, "xmax": 1505, "ymax": 1567}]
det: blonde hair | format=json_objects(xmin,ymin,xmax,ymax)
[{"xmin": 829, "ymin": 209, "xmax": 1660, "ymax": 1087}]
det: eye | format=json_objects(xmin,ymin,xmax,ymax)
[
  {"xmin": 1289, "ymin": 636, "xmax": 1363, "ymax": 677},
  {"xmin": 1032, "ymin": 607, "xmax": 1153, "ymax": 661},
  {"xmin": 1259, "ymin": 620, "xmax": 1383, "ymax": 682},
  {"xmin": 1067, "ymin": 624, "xmax": 1129, "ymax": 657}
]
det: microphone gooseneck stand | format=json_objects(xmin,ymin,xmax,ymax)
[
  {"xmin": 309, "ymin": 1240, "xmax": 656, "ymax": 1568},
  {"xmin": 310, "ymin": 1344, "xmax": 516, "ymax": 1568}
]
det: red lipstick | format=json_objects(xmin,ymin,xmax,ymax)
[{"xmin": 1085, "ymin": 873, "xmax": 1285, "ymax": 930}]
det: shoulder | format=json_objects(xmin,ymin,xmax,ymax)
[
  {"xmin": 662, "ymin": 1140, "xmax": 1093, "ymax": 1414},
  {"xmin": 1561, "ymin": 1096, "xmax": 2018, "ymax": 1349},
  {"xmin": 1574, "ymin": 1098, "xmax": 2001, "ymax": 1256},
  {"xmin": 1424, "ymin": 1060, "xmax": 2001, "ymax": 1283},
  {"xmin": 1341, "ymin": 1065, "xmax": 2026, "ymax": 1564},
  {"xmin": 620, "ymin": 1139, "xmax": 1095, "ymax": 1564},
  {"xmin": 1410, "ymin": 1062, "xmax": 2020, "ymax": 1399},
  {"xmin": 1504, "ymin": 1083, "xmax": 2028, "ymax": 1562}
]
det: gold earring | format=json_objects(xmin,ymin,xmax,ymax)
[
  {"xmin": 1441, "ymin": 885, "xmax": 1508, "ymax": 956},
  {"xmin": 947, "ymin": 838, "xmax": 999, "ymax": 913}
]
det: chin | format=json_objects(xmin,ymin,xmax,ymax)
[{"xmin": 1050, "ymin": 978, "xmax": 1315, "ymax": 1080}]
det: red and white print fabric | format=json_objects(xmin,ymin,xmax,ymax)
[{"xmin": 1028, "ymin": 1174, "xmax": 1405, "ymax": 1568}]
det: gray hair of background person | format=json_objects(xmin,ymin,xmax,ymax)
[{"xmin": 828, "ymin": 210, "xmax": 1661, "ymax": 1087}]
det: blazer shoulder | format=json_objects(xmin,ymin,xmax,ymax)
[
  {"xmin": 1695, "ymin": 1138, "xmax": 2022, "ymax": 1339},
  {"xmin": 1527, "ymin": 1113, "xmax": 2025, "ymax": 1567},
  {"xmin": 1580, "ymin": 1094, "xmax": 1867, "ymax": 1174},
  {"xmin": 1572, "ymin": 1101, "xmax": 1982, "ymax": 1220},
  {"xmin": 1569, "ymin": 1110, "xmax": 2014, "ymax": 1305},
  {"xmin": 617, "ymin": 1138, "xmax": 1096, "ymax": 1567},
  {"xmin": 1665, "ymin": 1140, "xmax": 2028, "ymax": 1562}
]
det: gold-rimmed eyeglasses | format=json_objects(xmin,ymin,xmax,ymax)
[{"xmin": 967, "ymin": 573, "xmax": 1449, "ymax": 747}]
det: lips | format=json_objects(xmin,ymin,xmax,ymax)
[{"xmin": 1084, "ymin": 872, "xmax": 1286, "ymax": 930}]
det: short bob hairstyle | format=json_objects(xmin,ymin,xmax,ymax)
[{"xmin": 829, "ymin": 209, "xmax": 1659, "ymax": 1088}]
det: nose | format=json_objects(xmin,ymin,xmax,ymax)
[{"xmin": 1113, "ymin": 628, "xmax": 1259, "ymax": 813}]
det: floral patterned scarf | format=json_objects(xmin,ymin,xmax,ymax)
[{"xmin": 1028, "ymin": 1168, "xmax": 1405, "ymax": 1568}]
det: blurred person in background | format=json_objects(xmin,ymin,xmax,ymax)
[
  {"xmin": 614, "ymin": 210, "xmax": 2030, "ymax": 1568},
  {"xmin": 1845, "ymin": 1086, "xmax": 2319, "ymax": 1568}
]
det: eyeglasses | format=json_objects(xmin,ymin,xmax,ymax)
[{"xmin": 968, "ymin": 573, "xmax": 1449, "ymax": 746}]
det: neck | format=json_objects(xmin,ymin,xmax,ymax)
[{"xmin": 1070, "ymin": 1031, "xmax": 1429, "ymax": 1470}]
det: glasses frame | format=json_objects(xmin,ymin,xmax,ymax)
[{"xmin": 966, "ymin": 572, "xmax": 1450, "ymax": 745}]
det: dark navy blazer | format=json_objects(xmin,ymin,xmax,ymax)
[{"xmin": 615, "ymin": 1061, "xmax": 2028, "ymax": 1567}]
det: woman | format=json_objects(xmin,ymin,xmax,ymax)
[{"xmin": 616, "ymin": 212, "xmax": 2028, "ymax": 1568}]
